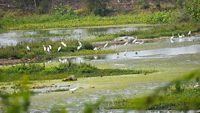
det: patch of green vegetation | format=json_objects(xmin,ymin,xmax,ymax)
[
  {"xmin": 89, "ymin": 23, "xmax": 200, "ymax": 42},
  {"xmin": 1, "ymin": 10, "xmax": 177, "ymax": 31},
  {"xmin": 0, "ymin": 63, "xmax": 157, "ymax": 82},
  {"xmin": 0, "ymin": 40, "xmax": 113, "ymax": 60},
  {"xmin": 110, "ymin": 70, "xmax": 200, "ymax": 110}
]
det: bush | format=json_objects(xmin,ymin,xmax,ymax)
[{"xmin": 184, "ymin": 0, "xmax": 200, "ymax": 22}]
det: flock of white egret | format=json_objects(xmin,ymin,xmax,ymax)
[
  {"xmin": 26, "ymin": 40, "xmax": 83, "ymax": 53},
  {"xmin": 170, "ymin": 31, "xmax": 193, "ymax": 44}
]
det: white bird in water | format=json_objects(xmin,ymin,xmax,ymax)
[
  {"xmin": 26, "ymin": 46, "xmax": 31, "ymax": 51},
  {"xmin": 69, "ymin": 86, "xmax": 79, "ymax": 93},
  {"xmin": 61, "ymin": 41, "xmax": 67, "ymax": 47},
  {"xmin": 135, "ymin": 40, "xmax": 144, "ymax": 45},
  {"xmin": 103, "ymin": 42, "xmax": 109, "ymax": 48},
  {"xmin": 57, "ymin": 46, "xmax": 62, "ymax": 52},
  {"xmin": 132, "ymin": 37, "xmax": 137, "ymax": 44},
  {"xmin": 93, "ymin": 47, "xmax": 98, "ymax": 51},
  {"xmin": 123, "ymin": 41, "xmax": 129, "ymax": 46},
  {"xmin": 43, "ymin": 45, "xmax": 46, "ymax": 52},
  {"xmin": 193, "ymin": 83, "xmax": 199, "ymax": 88},
  {"xmin": 188, "ymin": 31, "xmax": 191, "ymax": 36},
  {"xmin": 170, "ymin": 35, "xmax": 175, "ymax": 43},
  {"xmin": 47, "ymin": 47, "xmax": 51, "ymax": 53},
  {"xmin": 48, "ymin": 45, "xmax": 52, "ymax": 50},
  {"xmin": 77, "ymin": 41, "xmax": 82, "ymax": 50}
]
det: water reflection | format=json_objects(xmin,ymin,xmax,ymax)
[
  {"xmin": 53, "ymin": 45, "xmax": 200, "ymax": 64},
  {"xmin": 0, "ymin": 25, "xmax": 150, "ymax": 46}
]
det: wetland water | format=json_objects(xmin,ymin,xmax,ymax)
[
  {"xmin": 0, "ymin": 25, "xmax": 150, "ymax": 46},
  {"xmin": 53, "ymin": 44, "xmax": 200, "ymax": 64}
]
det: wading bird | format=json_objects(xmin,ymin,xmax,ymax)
[
  {"xmin": 93, "ymin": 47, "xmax": 98, "ymax": 51},
  {"xmin": 47, "ymin": 46, "xmax": 51, "ymax": 53},
  {"xmin": 103, "ymin": 42, "xmax": 109, "ymax": 48},
  {"xmin": 57, "ymin": 46, "xmax": 62, "ymax": 52},
  {"xmin": 26, "ymin": 46, "xmax": 31, "ymax": 51},
  {"xmin": 123, "ymin": 41, "xmax": 129, "ymax": 46},
  {"xmin": 48, "ymin": 45, "xmax": 52, "ymax": 50},
  {"xmin": 69, "ymin": 86, "xmax": 79, "ymax": 93},
  {"xmin": 77, "ymin": 41, "xmax": 82, "ymax": 50},
  {"xmin": 188, "ymin": 31, "xmax": 192, "ymax": 36},
  {"xmin": 43, "ymin": 45, "xmax": 46, "ymax": 52},
  {"xmin": 61, "ymin": 41, "xmax": 67, "ymax": 47},
  {"xmin": 132, "ymin": 37, "xmax": 137, "ymax": 44},
  {"xmin": 170, "ymin": 35, "xmax": 175, "ymax": 43}
]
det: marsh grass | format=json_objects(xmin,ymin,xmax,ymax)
[
  {"xmin": 0, "ymin": 63, "xmax": 157, "ymax": 82},
  {"xmin": 1, "ymin": 11, "xmax": 177, "ymax": 30},
  {"xmin": 110, "ymin": 70, "xmax": 200, "ymax": 110}
]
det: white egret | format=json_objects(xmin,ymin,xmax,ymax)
[
  {"xmin": 43, "ymin": 45, "xmax": 46, "ymax": 52},
  {"xmin": 193, "ymin": 83, "xmax": 199, "ymax": 88},
  {"xmin": 188, "ymin": 31, "xmax": 191, "ymax": 36},
  {"xmin": 132, "ymin": 37, "xmax": 137, "ymax": 44},
  {"xmin": 26, "ymin": 46, "xmax": 31, "ymax": 51},
  {"xmin": 135, "ymin": 40, "xmax": 144, "ymax": 45},
  {"xmin": 69, "ymin": 86, "xmax": 79, "ymax": 93},
  {"xmin": 93, "ymin": 47, "xmax": 98, "ymax": 51},
  {"xmin": 47, "ymin": 47, "xmax": 51, "ymax": 53},
  {"xmin": 57, "ymin": 46, "xmax": 62, "ymax": 52},
  {"xmin": 77, "ymin": 41, "xmax": 82, "ymax": 50},
  {"xmin": 170, "ymin": 35, "xmax": 175, "ymax": 43},
  {"xmin": 48, "ymin": 45, "xmax": 52, "ymax": 50},
  {"xmin": 61, "ymin": 41, "xmax": 67, "ymax": 47},
  {"xmin": 103, "ymin": 42, "xmax": 109, "ymax": 48},
  {"xmin": 123, "ymin": 41, "xmax": 129, "ymax": 46}
]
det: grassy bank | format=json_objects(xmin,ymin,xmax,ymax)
[
  {"xmin": 0, "ymin": 10, "xmax": 178, "ymax": 31},
  {"xmin": 0, "ymin": 63, "xmax": 157, "ymax": 82},
  {"xmin": 110, "ymin": 70, "xmax": 200, "ymax": 110},
  {"xmin": 0, "ymin": 40, "xmax": 114, "ymax": 60}
]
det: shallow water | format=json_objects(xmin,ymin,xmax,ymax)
[
  {"xmin": 53, "ymin": 44, "xmax": 200, "ymax": 64},
  {"xmin": 0, "ymin": 25, "xmax": 149, "ymax": 46}
]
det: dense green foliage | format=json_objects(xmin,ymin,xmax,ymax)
[
  {"xmin": 0, "ymin": 63, "xmax": 157, "ymax": 82},
  {"xmin": 0, "ymin": 10, "xmax": 177, "ymax": 30},
  {"xmin": 185, "ymin": 0, "xmax": 200, "ymax": 22}
]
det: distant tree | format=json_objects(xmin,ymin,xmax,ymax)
[
  {"xmin": 85, "ymin": 0, "xmax": 110, "ymax": 16},
  {"xmin": 176, "ymin": 0, "xmax": 185, "ymax": 8},
  {"xmin": 139, "ymin": 0, "xmax": 149, "ymax": 9},
  {"xmin": 184, "ymin": 0, "xmax": 200, "ymax": 21},
  {"xmin": 155, "ymin": 0, "xmax": 161, "ymax": 10}
]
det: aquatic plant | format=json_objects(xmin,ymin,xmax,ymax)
[{"xmin": 0, "ymin": 63, "xmax": 157, "ymax": 82}]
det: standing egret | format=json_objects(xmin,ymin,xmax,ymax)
[
  {"xmin": 170, "ymin": 35, "xmax": 175, "ymax": 43},
  {"xmin": 26, "ymin": 46, "xmax": 31, "ymax": 51},
  {"xmin": 123, "ymin": 41, "xmax": 129, "ymax": 46},
  {"xmin": 77, "ymin": 41, "xmax": 82, "ymax": 51},
  {"xmin": 93, "ymin": 47, "xmax": 98, "ymax": 51},
  {"xmin": 188, "ymin": 31, "xmax": 191, "ymax": 36},
  {"xmin": 43, "ymin": 45, "xmax": 46, "ymax": 52},
  {"xmin": 69, "ymin": 86, "xmax": 79, "ymax": 93},
  {"xmin": 48, "ymin": 45, "xmax": 52, "ymax": 50},
  {"xmin": 47, "ymin": 46, "xmax": 51, "ymax": 53},
  {"xmin": 103, "ymin": 42, "xmax": 109, "ymax": 48},
  {"xmin": 57, "ymin": 46, "xmax": 62, "ymax": 52},
  {"xmin": 61, "ymin": 41, "xmax": 67, "ymax": 47},
  {"xmin": 132, "ymin": 37, "xmax": 137, "ymax": 44}
]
